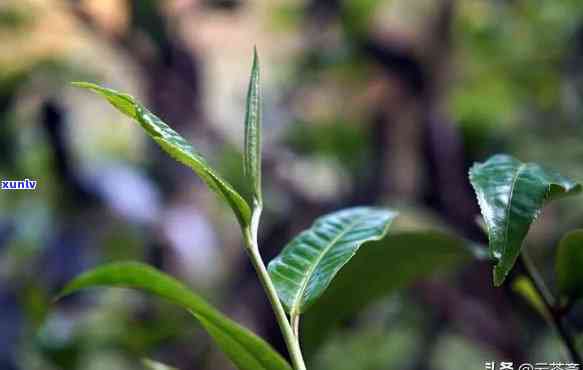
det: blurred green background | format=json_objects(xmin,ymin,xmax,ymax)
[{"xmin": 3, "ymin": 0, "xmax": 583, "ymax": 369}]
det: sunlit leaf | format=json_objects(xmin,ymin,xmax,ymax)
[
  {"xmin": 268, "ymin": 207, "xmax": 397, "ymax": 315},
  {"xmin": 469, "ymin": 154, "xmax": 581, "ymax": 286},
  {"xmin": 556, "ymin": 229, "xmax": 583, "ymax": 304},
  {"xmin": 301, "ymin": 231, "xmax": 473, "ymax": 355},
  {"xmin": 57, "ymin": 262, "xmax": 292, "ymax": 370},
  {"xmin": 244, "ymin": 48, "xmax": 262, "ymax": 209},
  {"xmin": 71, "ymin": 82, "xmax": 251, "ymax": 228}
]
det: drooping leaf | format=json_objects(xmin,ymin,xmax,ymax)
[
  {"xmin": 71, "ymin": 82, "xmax": 251, "ymax": 228},
  {"xmin": 268, "ymin": 207, "xmax": 397, "ymax": 315},
  {"xmin": 57, "ymin": 262, "xmax": 292, "ymax": 370},
  {"xmin": 301, "ymin": 231, "xmax": 473, "ymax": 355},
  {"xmin": 243, "ymin": 48, "xmax": 262, "ymax": 208},
  {"xmin": 556, "ymin": 229, "xmax": 583, "ymax": 303},
  {"xmin": 469, "ymin": 154, "xmax": 581, "ymax": 286},
  {"xmin": 143, "ymin": 359, "xmax": 178, "ymax": 370}
]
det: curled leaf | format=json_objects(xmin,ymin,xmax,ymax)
[
  {"xmin": 469, "ymin": 154, "xmax": 581, "ymax": 286},
  {"xmin": 243, "ymin": 48, "xmax": 262, "ymax": 209}
]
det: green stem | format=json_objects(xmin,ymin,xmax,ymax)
[
  {"xmin": 291, "ymin": 314, "xmax": 300, "ymax": 340},
  {"xmin": 245, "ymin": 228, "xmax": 307, "ymax": 370},
  {"xmin": 519, "ymin": 251, "xmax": 581, "ymax": 363}
]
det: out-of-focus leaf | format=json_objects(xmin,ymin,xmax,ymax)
[
  {"xmin": 268, "ymin": 207, "xmax": 397, "ymax": 315},
  {"xmin": 301, "ymin": 231, "xmax": 473, "ymax": 355},
  {"xmin": 469, "ymin": 154, "xmax": 581, "ymax": 286},
  {"xmin": 512, "ymin": 276, "xmax": 549, "ymax": 320},
  {"xmin": 143, "ymin": 359, "xmax": 178, "ymax": 370},
  {"xmin": 243, "ymin": 48, "xmax": 262, "ymax": 209},
  {"xmin": 71, "ymin": 82, "xmax": 251, "ymax": 228},
  {"xmin": 57, "ymin": 262, "xmax": 292, "ymax": 370},
  {"xmin": 556, "ymin": 230, "xmax": 583, "ymax": 303}
]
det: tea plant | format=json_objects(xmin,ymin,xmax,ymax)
[
  {"xmin": 470, "ymin": 155, "xmax": 583, "ymax": 362},
  {"xmin": 57, "ymin": 50, "xmax": 583, "ymax": 368}
]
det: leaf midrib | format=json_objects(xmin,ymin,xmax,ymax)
[
  {"xmin": 500, "ymin": 163, "xmax": 527, "ymax": 262},
  {"xmin": 289, "ymin": 216, "xmax": 363, "ymax": 315}
]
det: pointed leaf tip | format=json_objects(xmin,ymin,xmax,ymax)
[
  {"xmin": 469, "ymin": 154, "xmax": 581, "ymax": 286},
  {"xmin": 72, "ymin": 81, "xmax": 251, "ymax": 229}
]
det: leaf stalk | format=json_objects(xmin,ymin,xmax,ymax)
[{"xmin": 244, "ymin": 222, "xmax": 307, "ymax": 370}]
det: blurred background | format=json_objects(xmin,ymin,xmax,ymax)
[{"xmin": 3, "ymin": 0, "xmax": 583, "ymax": 369}]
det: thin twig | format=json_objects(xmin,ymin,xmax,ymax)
[{"xmin": 519, "ymin": 251, "xmax": 582, "ymax": 363}]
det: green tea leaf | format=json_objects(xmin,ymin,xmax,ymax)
[
  {"xmin": 143, "ymin": 359, "xmax": 178, "ymax": 370},
  {"xmin": 71, "ymin": 82, "xmax": 251, "ymax": 228},
  {"xmin": 301, "ymin": 231, "xmax": 473, "ymax": 355},
  {"xmin": 268, "ymin": 207, "xmax": 397, "ymax": 315},
  {"xmin": 469, "ymin": 154, "xmax": 581, "ymax": 286},
  {"xmin": 58, "ymin": 262, "xmax": 292, "ymax": 370},
  {"xmin": 244, "ymin": 48, "xmax": 262, "ymax": 208},
  {"xmin": 556, "ymin": 229, "xmax": 583, "ymax": 303}
]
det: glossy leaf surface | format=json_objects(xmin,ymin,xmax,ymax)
[
  {"xmin": 72, "ymin": 82, "xmax": 251, "ymax": 228},
  {"xmin": 58, "ymin": 262, "xmax": 292, "ymax": 370},
  {"xmin": 301, "ymin": 231, "xmax": 473, "ymax": 354},
  {"xmin": 244, "ymin": 48, "xmax": 262, "ymax": 208},
  {"xmin": 268, "ymin": 207, "xmax": 397, "ymax": 314},
  {"xmin": 556, "ymin": 229, "xmax": 583, "ymax": 303},
  {"xmin": 469, "ymin": 154, "xmax": 581, "ymax": 286}
]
